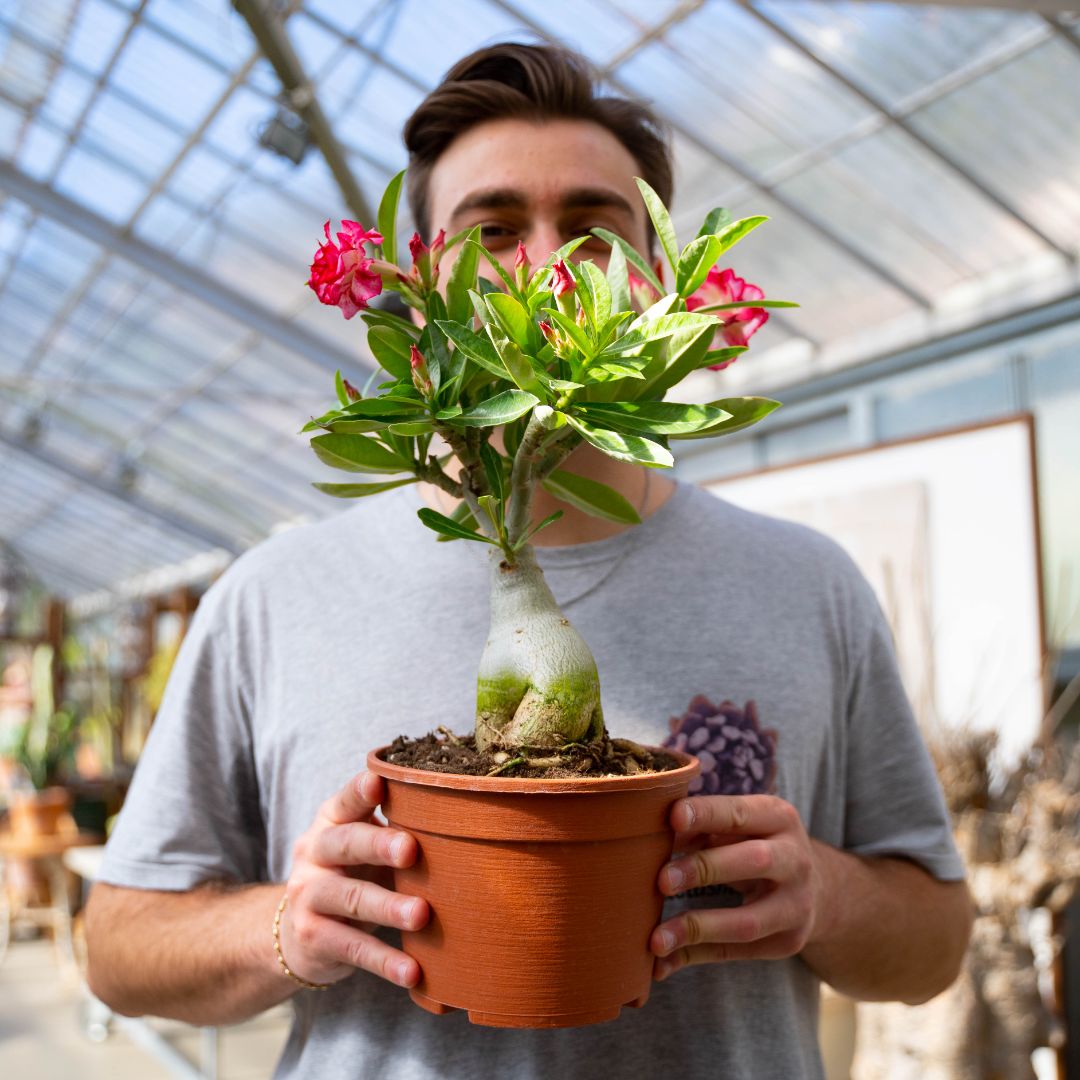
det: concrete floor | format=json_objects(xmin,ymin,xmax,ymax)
[{"xmin": 0, "ymin": 936, "xmax": 291, "ymax": 1079}]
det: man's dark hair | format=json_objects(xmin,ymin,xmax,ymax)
[{"xmin": 402, "ymin": 43, "xmax": 673, "ymax": 248}]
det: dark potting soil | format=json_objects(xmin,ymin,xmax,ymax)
[{"xmin": 383, "ymin": 730, "xmax": 682, "ymax": 779}]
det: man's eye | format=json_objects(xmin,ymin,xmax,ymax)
[{"xmin": 480, "ymin": 225, "xmax": 514, "ymax": 241}]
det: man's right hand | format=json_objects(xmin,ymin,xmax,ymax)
[{"xmin": 279, "ymin": 770, "xmax": 430, "ymax": 988}]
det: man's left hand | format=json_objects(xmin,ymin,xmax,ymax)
[{"xmin": 650, "ymin": 795, "xmax": 821, "ymax": 981}]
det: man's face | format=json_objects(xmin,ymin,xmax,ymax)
[{"xmin": 426, "ymin": 117, "xmax": 656, "ymax": 285}]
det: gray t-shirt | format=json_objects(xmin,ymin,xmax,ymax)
[{"xmin": 99, "ymin": 481, "xmax": 964, "ymax": 1079}]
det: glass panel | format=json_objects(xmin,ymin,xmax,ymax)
[
  {"xmin": 756, "ymin": 1, "xmax": 1043, "ymax": 110},
  {"xmin": 16, "ymin": 118, "xmax": 67, "ymax": 178},
  {"xmin": 79, "ymin": 88, "xmax": 187, "ymax": 178},
  {"xmin": 53, "ymin": 146, "xmax": 149, "ymax": 222},
  {"xmin": 66, "ymin": 0, "xmax": 132, "ymax": 73},
  {"xmin": 108, "ymin": 23, "xmax": 231, "ymax": 129},
  {"xmin": 147, "ymin": 0, "xmax": 252, "ymax": 69},
  {"xmin": 38, "ymin": 63, "xmax": 96, "ymax": 129},
  {"xmin": 909, "ymin": 39, "xmax": 1080, "ymax": 250}
]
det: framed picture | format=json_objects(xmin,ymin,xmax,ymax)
[{"xmin": 704, "ymin": 415, "xmax": 1044, "ymax": 766}]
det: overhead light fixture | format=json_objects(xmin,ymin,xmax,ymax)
[{"xmin": 258, "ymin": 104, "xmax": 311, "ymax": 165}]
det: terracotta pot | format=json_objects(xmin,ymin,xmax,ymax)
[
  {"xmin": 7, "ymin": 786, "xmax": 72, "ymax": 838},
  {"xmin": 367, "ymin": 746, "xmax": 699, "ymax": 1029}
]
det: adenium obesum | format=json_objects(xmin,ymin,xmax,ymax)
[
  {"xmin": 302, "ymin": 172, "xmax": 786, "ymax": 757},
  {"xmin": 307, "ymin": 220, "xmax": 384, "ymax": 319}
]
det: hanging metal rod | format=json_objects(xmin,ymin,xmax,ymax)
[{"xmin": 232, "ymin": 0, "xmax": 374, "ymax": 224}]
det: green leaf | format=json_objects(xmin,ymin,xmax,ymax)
[
  {"xmin": 676, "ymin": 234, "xmax": 723, "ymax": 298},
  {"xmin": 387, "ymin": 420, "xmax": 434, "ymax": 436},
  {"xmin": 542, "ymin": 376, "xmax": 585, "ymax": 392},
  {"xmin": 562, "ymin": 414, "xmax": 673, "ymax": 468},
  {"xmin": 312, "ymin": 478, "xmax": 417, "ymax": 498},
  {"xmin": 476, "ymin": 494, "xmax": 504, "ymax": 537},
  {"xmin": 338, "ymin": 396, "xmax": 424, "ymax": 419},
  {"xmin": 535, "ymin": 237, "xmax": 589, "ymax": 279},
  {"xmin": 542, "ymin": 469, "xmax": 641, "ymax": 525},
  {"xmin": 591, "ymin": 228, "xmax": 664, "ymax": 296},
  {"xmin": 446, "ymin": 227, "xmax": 481, "ymax": 325},
  {"xmin": 376, "ymin": 169, "xmax": 406, "ymax": 266},
  {"xmin": 713, "ymin": 215, "xmax": 769, "ymax": 258},
  {"xmin": 310, "ymin": 433, "xmax": 411, "ymax": 474},
  {"xmin": 696, "ymin": 207, "xmax": 732, "ymax": 239},
  {"xmin": 606, "ymin": 239, "xmax": 630, "ymax": 314},
  {"xmin": 455, "ymin": 389, "xmax": 539, "ymax": 427},
  {"xmin": 691, "ymin": 299, "xmax": 799, "ymax": 313},
  {"xmin": 435, "ymin": 500, "xmax": 480, "ymax": 543},
  {"xmin": 488, "ymin": 327, "xmax": 544, "ymax": 397},
  {"xmin": 668, "ymin": 396, "xmax": 781, "ymax": 439},
  {"xmin": 582, "ymin": 361, "xmax": 647, "ymax": 383},
  {"xmin": 417, "ymin": 507, "xmax": 496, "ymax": 544},
  {"xmin": 368, "ymin": 326, "xmax": 414, "ymax": 381},
  {"xmin": 635, "ymin": 177, "xmax": 679, "ymax": 277},
  {"xmin": 580, "ymin": 262, "xmax": 611, "ymax": 330},
  {"xmin": 334, "ymin": 370, "xmax": 349, "ymax": 407},
  {"xmin": 484, "ymin": 292, "xmax": 532, "ymax": 351},
  {"xmin": 469, "ymin": 239, "xmax": 520, "ymax": 298},
  {"xmin": 360, "ymin": 308, "xmax": 421, "ymax": 338},
  {"xmin": 480, "ymin": 441, "xmax": 507, "ymax": 502},
  {"xmin": 516, "ymin": 509, "xmax": 564, "ymax": 549},
  {"xmin": 436, "ymin": 320, "xmax": 508, "ymax": 379},
  {"xmin": 575, "ymin": 400, "xmax": 729, "ymax": 435},
  {"xmin": 699, "ymin": 346, "xmax": 747, "ymax": 369}
]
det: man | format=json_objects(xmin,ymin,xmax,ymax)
[{"xmin": 85, "ymin": 43, "xmax": 972, "ymax": 1078}]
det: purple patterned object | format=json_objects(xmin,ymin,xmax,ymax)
[{"xmin": 663, "ymin": 695, "xmax": 779, "ymax": 796}]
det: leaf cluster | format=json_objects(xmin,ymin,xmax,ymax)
[{"xmin": 304, "ymin": 174, "xmax": 789, "ymax": 555}]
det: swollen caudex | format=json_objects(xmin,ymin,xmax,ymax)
[{"xmin": 475, "ymin": 549, "xmax": 603, "ymax": 752}]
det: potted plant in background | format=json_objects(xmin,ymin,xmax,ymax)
[{"xmin": 303, "ymin": 173, "xmax": 790, "ymax": 1027}]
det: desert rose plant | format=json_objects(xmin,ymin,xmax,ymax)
[{"xmin": 305, "ymin": 172, "xmax": 791, "ymax": 763}]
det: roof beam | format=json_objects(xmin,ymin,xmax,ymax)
[
  {"xmin": 0, "ymin": 427, "xmax": 243, "ymax": 555},
  {"xmin": 0, "ymin": 158, "xmax": 374, "ymax": 382},
  {"xmin": 740, "ymin": 1, "xmax": 1073, "ymax": 261}
]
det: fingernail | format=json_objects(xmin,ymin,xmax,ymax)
[
  {"xmin": 665, "ymin": 865, "xmax": 685, "ymax": 892},
  {"xmin": 680, "ymin": 801, "xmax": 695, "ymax": 828},
  {"xmin": 389, "ymin": 835, "xmax": 407, "ymax": 862},
  {"xmin": 403, "ymin": 898, "xmax": 421, "ymax": 923},
  {"xmin": 395, "ymin": 960, "xmax": 413, "ymax": 986},
  {"xmin": 656, "ymin": 929, "xmax": 676, "ymax": 955}
]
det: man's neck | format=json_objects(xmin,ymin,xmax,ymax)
[{"xmin": 418, "ymin": 443, "xmax": 676, "ymax": 547}]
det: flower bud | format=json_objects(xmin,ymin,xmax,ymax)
[
  {"xmin": 538, "ymin": 320, "xmax": 557, "ymax": 347},
  {"xmin": 343, "ymin": 378, "xmax": 361, "ymax": 402},
  {"xmin": 550, "ymin": 258, "xmax": 575, "ymax": 299},
  {"xmin": 410, "ymin": 344, "xmax": 433, "ymax": 397},
  {"xmin": 515, "ymin": 241, "xmax": 530, "ymax": 290},
  {"xmin": 408, "ymin": 231, "xmax": 432, "ymax": 290}
]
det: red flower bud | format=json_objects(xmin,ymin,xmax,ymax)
[
  {"xmin": 409, "ymin": 344, "xmax": 433, "ymax": 396},
  {"xmin": 550, "ymin": 258, "xmax": 576, "ymax": 299},
  {"xmin": 515, "ymin": 242, "xmax": 529, "ymax": 270},
  {"xmin": 539, "ymin": 320, "xmax": 557, "ymax": 346},
  {"xmin": 343, "ymin": 378, "xmax": 361, "ymax": 402},
  {"xmin": 408, "ymin": 232, "xmax": 428, "ymax": 264}
]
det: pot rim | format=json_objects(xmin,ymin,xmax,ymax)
[{"xmin": 367, "ymin": 745, "xmax": 699, "ymax": 795}]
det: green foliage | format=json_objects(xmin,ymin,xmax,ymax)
[
  {"xmin": 376, "ymin": 169, "xmax": 406, "ymax": 265},
  {"xmin": 542, "ymin": 469, "xmax": 641, "ymax": 525}
]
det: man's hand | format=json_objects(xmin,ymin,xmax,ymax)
[
  {"xmin": 279, "ymin": 770, "xmax": 430, "ymax": 989},
  {"xmin": 649, "ymin": 793, "xmax": 973, "ymax": 1003},
  {"xmin": 650, "ymin": 795, "xmax": 818, "ymax": 981}
]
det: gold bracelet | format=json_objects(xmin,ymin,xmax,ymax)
[{"xmin": 273, "ymin": 893, "xmax": 329, "ymax": 991}]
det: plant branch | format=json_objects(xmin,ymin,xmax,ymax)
[
  {"xmin": 534, "ymin": 428, "xmax": 580, "ymax": 483},
  {"xmin": 506, "ymin": 414, "xmax": 552, "ymax": 549}
]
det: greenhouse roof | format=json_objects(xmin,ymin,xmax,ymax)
[{"xmin": 1, "ymin": 0, "xmax": 1078, "ymax": 601}]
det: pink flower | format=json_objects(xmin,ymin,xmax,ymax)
[
  {"xmin": 408, "ymin": 232, "xmax": 428, "ymax": 265},
  {"xmin": 628, "ymin": 271, "xmax": 660, "ymax": 314},
  {"xmin": 515, "ymin": 242, "xmax": 529, "ymax": 271},
  {"xmin": 686, "ymin": 267, "xmax": 769, "ymax": 368},
  {"xmin": 308, "ymin": 220, "xmax": 384, "ymax": 320},
  {"xmin": 550, "ymin": 258, "xmax": 576, "ymax": 299}
]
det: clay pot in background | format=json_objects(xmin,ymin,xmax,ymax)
[{"xmin": 368, "ymin": 747, "xmax": 699, "ymax": 1028}]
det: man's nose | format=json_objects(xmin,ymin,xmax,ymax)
[{"xmin": 524, "ymin": 222, "xmax": 565, "ymax": 264}]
